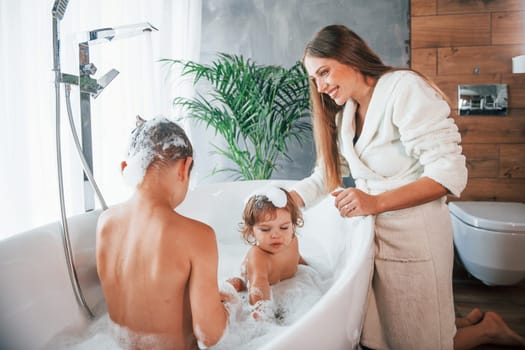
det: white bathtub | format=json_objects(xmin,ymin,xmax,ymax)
[{"xmin": 0, "ymin": 180, "xmax": 374, "ymax": 350}]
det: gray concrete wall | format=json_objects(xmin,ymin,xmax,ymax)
[{"xmin": 195, "ymin": 0, "xmax": 409, "ymax": 182}]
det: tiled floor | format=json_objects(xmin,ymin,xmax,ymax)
[{"xmin": 453, "ymin": 258, "xmax": 525, "ymax": 349}]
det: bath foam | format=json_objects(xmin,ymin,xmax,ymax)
[
  {"xmin": 213, "ymin": 265, "xmax": 327, "ymax": 349},
  {"xmin": 45, "ymin": 264, "xmax": 326, "ymax": 350}
]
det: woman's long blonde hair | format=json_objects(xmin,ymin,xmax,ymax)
[{"xmin": 303, "ymin": 25, "xmax": 449, "ymax": 192}]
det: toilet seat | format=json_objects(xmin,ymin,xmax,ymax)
[{"xmin": 449, "ymin": 201, "xmax": 525, "ymax": 233}]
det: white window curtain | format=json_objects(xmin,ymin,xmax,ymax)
[{"xmin": 0, "ymin": 0, "xmax": 202, "ymax": 239}]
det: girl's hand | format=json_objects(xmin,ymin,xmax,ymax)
[
  {"xmin": 250, "ymin": 299, "xmax": 274, "ymax": 321},
  {"xmin": 331, "ymin": 187, "xmax": 380, "ymax": 217}
]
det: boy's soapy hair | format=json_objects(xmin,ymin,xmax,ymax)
[{"xmin": 122, "ymin": 115, "xmax": 193, "ymax": 187}]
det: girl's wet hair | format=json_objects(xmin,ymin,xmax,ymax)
[
  {"xmin": 123, "ymin": 116, "xmax": 193, "ymax": 186},
  {"xmin": 240, "ymin": 188, "xmax": 304, "ymax": 245}
]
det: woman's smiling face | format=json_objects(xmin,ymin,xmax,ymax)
[{"xmin": 303, "ymin": 55, "xmax": 359, "ymax": 106}]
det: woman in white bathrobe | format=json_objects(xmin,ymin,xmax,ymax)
[{"xmin": 290, "ymin": 25, "xmax": 525, "ymax": 350}]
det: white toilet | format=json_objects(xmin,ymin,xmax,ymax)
[{"xmin": 449, "ymin": 201, "xmax": 525, "ymax": 286}]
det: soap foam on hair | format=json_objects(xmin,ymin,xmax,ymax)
[{"xmin": 122, "ymin": 116, "xmax": 192, "ymax": 187}]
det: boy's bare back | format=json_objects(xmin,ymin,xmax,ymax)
[
  {"xmin": 97, "ymin": 196, "xmax": 224, "ymax": 349},
  {"xmin": 95, "ymin": 117, "xmax": 227, "ymax": 350}
]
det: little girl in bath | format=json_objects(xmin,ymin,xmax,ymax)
[{"xmin": 227, "ymin": 185, "xmax": 308, "ymax": 321}]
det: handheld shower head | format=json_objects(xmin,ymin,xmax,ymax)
[{"xmin": 52, "ymin": 0, "xmax": 70, "ymax": 20}]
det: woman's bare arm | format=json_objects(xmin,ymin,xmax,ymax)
[{"xmin": 333, "ymin": 177, "xmax": 447, "ymax": 217}]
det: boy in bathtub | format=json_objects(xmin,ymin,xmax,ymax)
[
  {"xmin": 96, "ymin": 116, "xmax": 236, "ymax": 350},
  {"xmin": 227, "ymin": 185, "xmax": 308, "ymax": 321}
]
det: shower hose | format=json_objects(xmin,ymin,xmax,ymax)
[{"xmin": 54, "ymin": 83, "xmax": 109, "ymax": 319}]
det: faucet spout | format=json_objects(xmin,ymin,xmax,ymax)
[{"xmin": 80, "ymin": 22, "xmax": 158, "ymax": 46}]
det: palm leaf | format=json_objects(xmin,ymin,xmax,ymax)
[{"xmin": 166, "ymin": 53, "xmax": 311, "ymax": 180}]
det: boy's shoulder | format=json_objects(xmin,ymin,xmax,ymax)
[
  {"xmin": 167, "ymin": 211, "xmax": 216, "ymax": 244},
  {"xmin": 172, "ymin": 211, "xmax": 213, "ymax": 233},
  {"xmin": 96, "ymin": 203, "xmax": 126, "ymax": 233}
]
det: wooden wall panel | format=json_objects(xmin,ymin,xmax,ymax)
[
  {"xmin": 502, "ymin": 74, "xmax": 525, "ymax": 109},
  {"xmin": 493, "ymin": 12, "xmax": 525, "ymax": 45},
  {"xmin": 411, "ymin": 0, "xmax": 525, "ymax": 203},
  {"xmin": 454, "ymin": 116, "xmax": 525, "ymax": 144},
  {"xmin": 462, "ymin": 144, "xmax": 499, "ymax": 178},
  {"xmin": 500, "ymin": 144, "xmax": 525, "ymax": 178},
  {"xmin": 459, "ymin": 178, "xmax": 525, "ymax": 202},
  {"xmin": 411, "ymin": 48, "xmax": 437, "ymax": 76},
  {"xmin": 411, "ymin": 0, "xmax": 436, "ymax": 16},
  {"xmin": 437, "ymin": 0, "xmax": 525, "ymax": 14},
  {"xmin": 412, "ymin": 14, "xmax": 490, "ymax": 49},
  {"xmin": 438, "ymin": 45, "xmax": 525, "ymax": 75}
]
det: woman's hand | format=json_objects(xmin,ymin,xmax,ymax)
[
  {"xmin": 332, "ymin": 187, "xmax": 380, "ymax": 217},
  {"xmin": 332, "ymin": 178, "xmax": 448, "ymax": 217}
]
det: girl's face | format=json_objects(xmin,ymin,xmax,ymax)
[
  {"xmin": 252, "ymin": 208, "xmax": 295, "ymax": 254},
  {"xmin": 303, "ymin": 55, "xmax": 359, "ymax": 106}
]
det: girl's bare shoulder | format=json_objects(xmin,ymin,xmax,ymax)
[{"xmin": 245, "ymin": 247, "xmax": 271, "ymax": 274}]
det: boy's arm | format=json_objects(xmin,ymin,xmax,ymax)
[{"xmin": 188, "ymin": 225, "xmax": 228, "ymax": 348}]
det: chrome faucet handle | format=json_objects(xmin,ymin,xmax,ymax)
[
  {"xmin": 80, "ymin": 63, "xmax": 97, "ymax": 76},
  {"xmin": 61, "ymin": 68, "xmax": 119, "ymax": 98},
  {"xmin": 92, "ymin": 69, "xmax": 119, "ymax": 98}
]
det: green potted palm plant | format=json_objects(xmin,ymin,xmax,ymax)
[{"xmin": 162, "ymin": 53, "xmax": 311, "ymax": 180}]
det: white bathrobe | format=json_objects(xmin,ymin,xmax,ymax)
[{"xmin": 293, "ymin": 70, "xmax": 468, "ymax": 350}]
